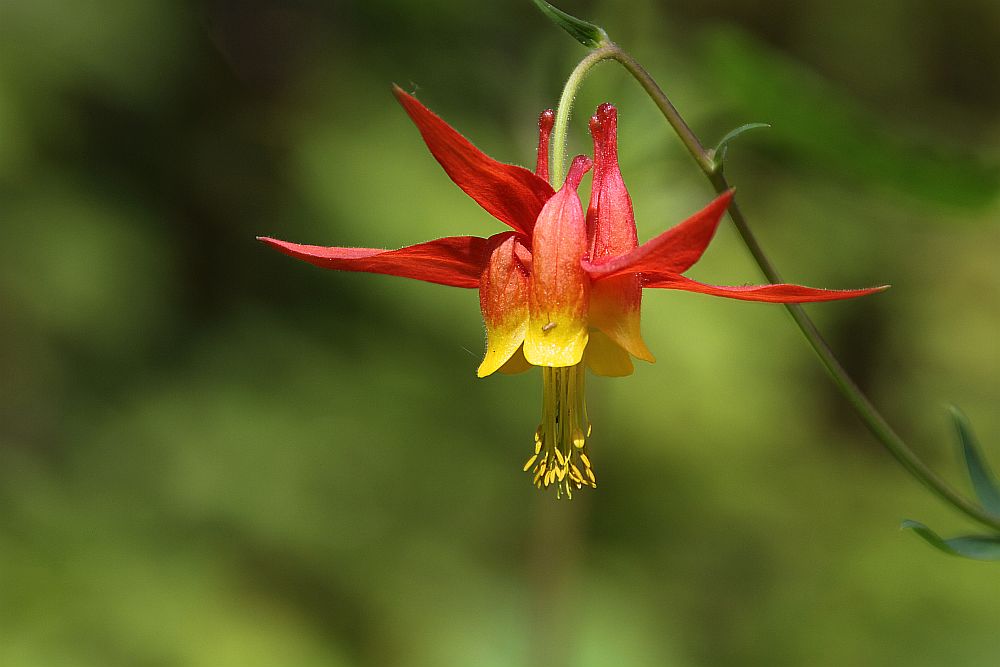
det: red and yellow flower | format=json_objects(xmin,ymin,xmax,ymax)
[{"xmin": 260, "ymin": 88, "xmax": 886, "ymax": 498}]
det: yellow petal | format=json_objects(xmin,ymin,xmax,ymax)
[
  {"xmin": 477, "ymin": 234, "xmax": 530, "ymax": 378},
  {"xmin": 478, "ymin": 317, "xmax": 529, "ymax": 377},
  {"xmin": 497, "ymin": 345, "xmax": 533, "ymax": 375},
  {"xmin": 524, "ymin": 316, "xmax": 589, "ymax": 367},
  {"xmin": 585, "ymin": 329, "xmax": 634, "ymax": 377},
  {"xmin": 589, "ymin": 274, "xmax": 655, "ymax": 363}
]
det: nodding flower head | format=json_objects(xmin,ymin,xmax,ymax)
[{"xmin": 259, "ymin": 87, "xmax": 888, "ymax": 498}]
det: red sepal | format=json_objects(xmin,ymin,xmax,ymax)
[
  {"xmin": 258, "ymin": 235, "xmax": 490, "ymax": 288},
  {"xmin": 393, "ymin": 86, "xmax": 554, "ymax": 237},
  {"xmin": 642, "ymin": 273, "xmax": 890, "ymax": 302},
  {"xmin": 582, "ymin": 191, "xmax": 733, "ymax": 280}
]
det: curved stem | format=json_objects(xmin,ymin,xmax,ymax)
[
  {"xmin": 710, "ymin": 174, "xmax": 1000, "ymax": 531},
  {"xmin": 550, "ymin": 45, "xmax": 616, "ymax": 186},
  {"xmin": 595, "ymin": 44, "xmax": 1000, "ymax": 531},
  {"xmin": 610, "ymin": 49, "xmax": 716, "ymax": 175}
]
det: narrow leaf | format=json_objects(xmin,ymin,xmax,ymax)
[
  {"xmin": 901, "ymin": 520, "xmax": 1000, "ymax": 561},
  {"xmin": 530, "ymin": 0, "xmax": 609, "ymax": 49},
  {"xmin": 950, "ymin": 406, "xmax": 1000, "ymax": 516},
  {"xmin": 712, "ymin": 122, "xmax": 771, "ymax": 168}
]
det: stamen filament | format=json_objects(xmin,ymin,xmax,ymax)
[{"xmin": 523, "ymin": 363, "xmax": 597, "ymax": 498}]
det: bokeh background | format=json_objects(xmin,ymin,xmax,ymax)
[{"xmin": 2, "ymin": 1, "xmax": 999, "ymax": 665}]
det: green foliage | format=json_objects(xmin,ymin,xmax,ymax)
[
  {"xmin": 951, "ymin": 406, "xmax": 1000, "ymax": 516},
  {"xmin": 904, "ymin": 408, "xmax": 1000, "ymax": 561},
  {"xmin": 902, "ymin": 521, "xmax": 1000, "ymax": 561},
  {"xmin": 530, "ymin": 0, "xmax": 609, "ymax": 48},
  {"xmin": 704, "ymin": 27, "xmax": 1000, "ymax": 209},
  {"xmin": 711, "ymin": 122, "xmax": 771, "ymax": 171}
]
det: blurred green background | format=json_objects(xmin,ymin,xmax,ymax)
[{"xmin": 2, "ymin": 1, "xmax": 999, "ymax": 665}]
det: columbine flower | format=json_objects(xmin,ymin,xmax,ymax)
[{"xmin": 259, "ymin": 88, "xmax": 886, "ymax": 498}]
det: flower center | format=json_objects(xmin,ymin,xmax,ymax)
[{"xmin": 523, "ymin": 363, "xmax": 597, "ymax": 498}]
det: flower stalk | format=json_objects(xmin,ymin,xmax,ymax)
[
  {"xmin": 550, "ymin": 45, "xmax": 616, "ymax": 186},
  {"xmin": 545, "ymin": 36, "xmax": 1000, "ymax": 530}
]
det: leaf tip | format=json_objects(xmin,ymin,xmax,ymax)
[
  {"xmin": 948, "ymin": 405, "xmax": 1000, "ymax": 517},
  {"xmin": 531, "ymin": 0, "xmax": 610, "ymax": 49},
  {"xmin": 711, "ymin": 122, "xmax": 772, "ymax": 171}
]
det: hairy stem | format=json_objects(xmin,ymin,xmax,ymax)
[{"xmin": 550, "ymin": 45, "xmax": 616, "ymax": 186}]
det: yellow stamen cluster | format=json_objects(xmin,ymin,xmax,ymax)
[{"xmin": 523, "ymin": 364, "xmax": 597, "ymax": 499}]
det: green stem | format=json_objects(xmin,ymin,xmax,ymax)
[
  {"xmin": 550, "ymin": 45, "xmax": 616, "ymax": 186},
  {"xmin": 609, "ymin": 49, "xmax": 716, "ymax": 175},
  {"xmin": 552, "ymin": 44, "xmax": 1000, "ymax": 532},
  {"xmin": 708, "ymin": 176, "xmax": 1000, "ymax": 532}
]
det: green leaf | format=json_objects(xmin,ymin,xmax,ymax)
[
  {"xmin": 711, "ymin": 122, "xmax": 771, "ymax": 169},
  {"xmin": 530, "ymin": 0, "xmax": 609, "ymax": 49},
  {"xmin": 901, "ymin": 520, "xmax": 1000, "ymax": 561},
  {"xmin": 950, "ymin": 406, "xmax": 1000, "ymax": 517}
]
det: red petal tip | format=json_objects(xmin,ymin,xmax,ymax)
[
  {"xmin": 564, "ymin": 155, "xmax": 593, "ymax": 190},
  {"xmin": 595, "ymin": 104, "xmax": 618, "ymax": 144},
  {"xmin": 590, "ymin": 103, "xmax": 620, "ymax": 163},
  {"xmin": 538, "ymin": 109, "xmax": 555, "ymax": 132},
  {"xmin": 391, "ymin": 83, "xmax": 554, "ymax": 236},
  {"xmin": 258, "ymin": 236, "xmax": 294, "ymax": 252},
  {"xmin": 712, "ymin": 189, "xmax": 735, "ymax": 210},
  {"xmin": 391, "ymin": 83, "xmax": 421, "ymax": 110},
  {"xmin": 536, "ymin": 109, "xmax": 555, "ymax": 182}
]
